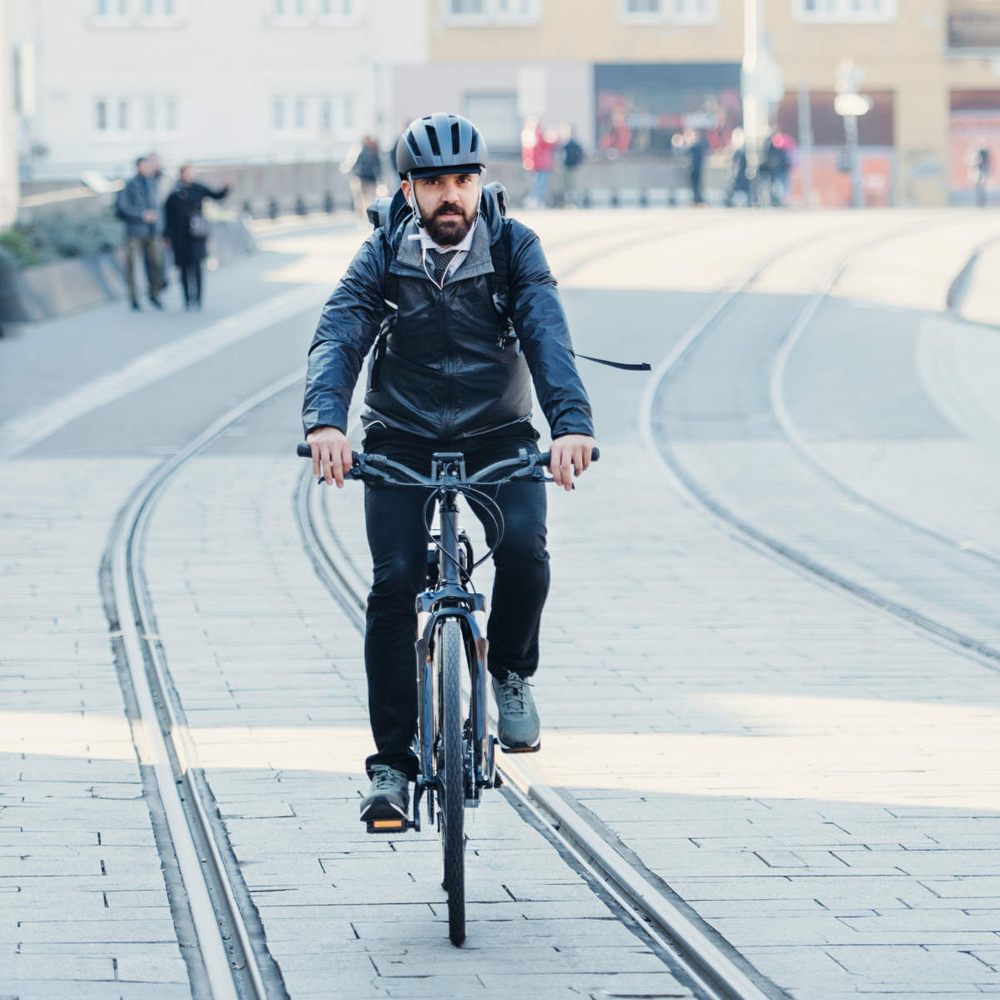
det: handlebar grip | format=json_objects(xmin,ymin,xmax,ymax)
[
  {"xmin": 297, "ymin": 443, "xmax": 362, "ymax": 470},
  {"xmin": 538, "ymin": 447, "xmax": 600, "ymax": 468}
]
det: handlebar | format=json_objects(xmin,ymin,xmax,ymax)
[{"xmin": 296, "ymin": 443, "xmax": 599, "ymax": 486}]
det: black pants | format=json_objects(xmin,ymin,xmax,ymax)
[
  {"xmin": 179, "ymin": 261, "xmax": 202, "ymax": 306},
  {"xmin": 362, "ymin": 430, "xmax": 549, "ymax": 780}
]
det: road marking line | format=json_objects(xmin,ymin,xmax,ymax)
[{"xmin": 0, "ymin": 284, "xmax": 324, "ymax": 459}]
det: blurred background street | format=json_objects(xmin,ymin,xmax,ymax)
[{"xmin": 2, "ymin": 3, "xmax": 1000, "ymax": 1000}]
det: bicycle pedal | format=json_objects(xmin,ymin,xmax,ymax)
[
  {"xmin": 499, "ymin": 741, "xmax": 541, "ymax": 754},
  {"xmin": 365, "ymin": 817, "xmax": 412, "ymax": 834}
]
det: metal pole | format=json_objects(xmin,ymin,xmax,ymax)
[
  {"xmin": 797, "ymin": 78, "xmax": 813, "ymax": 207},
  {"xmin": 844, "ymin": 113, "xmax": 862, "ymax": 208},
  {"xmin": 742, "ymin": 0, "xmax": 763, "ymax": 186}
]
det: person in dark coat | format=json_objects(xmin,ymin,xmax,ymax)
[{"xmin": 163, "ymin": 163, "xmax": 230, "ymax": 310}]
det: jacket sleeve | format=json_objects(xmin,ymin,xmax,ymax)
[
  {"xmin": 302, "ymin": 233, "xmax": 386, "ymax": 436},
  {"xmin": 507, "ymin": 222, "xmax": 595, "ymax": 439},
  {"xmin": 117, "ymin": 179, "xmax": 148, "ymax": 223}
]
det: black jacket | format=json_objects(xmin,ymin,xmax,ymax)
[
  {"xmin": 164, "ymin": 181, "xmax": 229, "ymax": 267},
  {"xmin": 302, "ymin": 186, "xmax": 594, "ymax": 442}
]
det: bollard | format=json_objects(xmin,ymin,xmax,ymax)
[
  {"xmin": 323, "ymin": 191, "xmax": 335, "ymax": 214},
  {"xmin": 581, "ymin": 189, "xmax": 591, "ymax": 209},
  {"xmin": 639, "ymin": 189, "xmax": 648, "ymax": 207},
  {"xmin": 295, "ymin": 195, "xmax": 308, "ymax": 216},
  {"xmin": 610, "ymin": 189, "xmax": 619, "ymax": 208},
  {"xmin": 241, "ymin": 199, "xmax": 254, "ymax": 219},
  {"xmin": 268, "ymin": 197, "xmax": 279, "ymax": 220}
]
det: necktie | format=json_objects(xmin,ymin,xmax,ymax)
[{"xmin": 427, "ymin": 248, "xmax": 458, "ymax": 286}]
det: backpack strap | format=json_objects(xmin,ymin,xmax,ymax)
[
  {"xmin": 487, "ymin": 220, "xmax": 517, "ymax": 348},
  {"xmin": 369, "ymin": 225, "xmax": 404, "ymax": 390}
]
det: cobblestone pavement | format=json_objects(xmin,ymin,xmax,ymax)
[
  {"xmin": 4, "ymin": 209, "xmax": 1000, "ymax": 999},
  {"xmin": 0, "ymin": 460, "xmax": 191, "ymax": 1000}
]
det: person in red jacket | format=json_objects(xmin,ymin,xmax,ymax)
[{"xmin": 521, "ymin": 116, "xmax": 559, "ymax": 208}]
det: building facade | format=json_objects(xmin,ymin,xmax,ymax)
[
  {"xmin": 9, "ymin": 0, "xmax": 427, "ymax": 181},
  {"xmin": 412, "ymin": 0, "xmax": 1000, "ymax": 206}
]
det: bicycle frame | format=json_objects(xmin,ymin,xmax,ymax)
[{"xmin": 411, "ymin": 453, "xmax": 497, "ymax": 835}]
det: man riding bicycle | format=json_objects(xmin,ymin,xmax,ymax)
[{"xmin": 302, "ymin": 113, "xmax": 596, "ymax": 826}]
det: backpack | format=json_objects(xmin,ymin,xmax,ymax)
[{"xmin": 113, "ymin": 186, "xmax": 129, "ymax": 222}]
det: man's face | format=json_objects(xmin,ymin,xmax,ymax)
[{"xmin": 403, "ymin": 172, "xmax": 480, "ymax": 246}]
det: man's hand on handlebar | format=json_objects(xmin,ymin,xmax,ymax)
[
  {"xmin": 306, "ymin": 425, "xmax": 353, "ymax": 487},
  {"xmin": 549, "ymin": 434, "xmax": 597, "ymax": 492}
]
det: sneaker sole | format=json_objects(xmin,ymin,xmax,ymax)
[
  {"xmin": 359, "ymin": 796, "xmax": 408, "ymax": 824},
  {"xmin": 499, "ymin": 739, "xmax": 541, "ymax": 754}
]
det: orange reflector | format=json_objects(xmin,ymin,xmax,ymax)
[{"xmin": 372, "ymin": 819, "xmax": 404, "ymax": 829}]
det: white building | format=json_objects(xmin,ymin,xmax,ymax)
[
  {"xmin": 1, "ymin": 0, "xmax": 18, "ymax": 224},
  {"xmin": 10, "ymin": 0, "xmax": 428, "ymax": 181}
]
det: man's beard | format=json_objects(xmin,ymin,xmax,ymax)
[{"xmin": 423, "ymin": 201, "xmax": 475, "ymax": 246}]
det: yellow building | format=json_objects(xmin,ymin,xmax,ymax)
[{"xmin": 399, "ymin": 0, "xmax": 1000, "ymax": 206}]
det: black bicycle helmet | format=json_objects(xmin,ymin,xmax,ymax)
[{"xmin": 396, "ymin": 113, "xmax": 488, "ymax": 179}]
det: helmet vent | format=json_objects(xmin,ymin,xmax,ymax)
[
  {"xmin": 406, "ymin": 132, "xmax": 422, "ymax": 158},
  {"xmin": 470, "ymin": 131, "xmax": 478, "ymax": 153},
  {"xmin": 425, "ymin": 125, "xmax": 441, "ymax": 157},
  {"xmin": 451, "ymin": 121, "xmax": 461, "ymax": 155}
]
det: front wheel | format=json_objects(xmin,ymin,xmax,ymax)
[{"xmin": 437, "ymin": 618, "xmax": 465, "ymax": 945}]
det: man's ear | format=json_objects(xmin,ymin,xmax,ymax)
[{"xmin": 400, "ymin": 179, "xmax": 412, "ymax": 202}]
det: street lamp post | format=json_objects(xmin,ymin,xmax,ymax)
[{"xmin": 835, "ymin": 59, "xmax": 871, "ymax": 209}]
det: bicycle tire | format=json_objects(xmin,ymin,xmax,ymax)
[{"xmin": 437, "ymin": 618, "xmax": 466, "ymax": 946}]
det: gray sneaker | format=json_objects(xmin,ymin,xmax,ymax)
[
  {"xmin": 360, "ymin": 765, "xmax": 410, "ymax": 827},
  {"xmin": 492, "ymin": 671, "xmax": 541, "ymax": 752}
]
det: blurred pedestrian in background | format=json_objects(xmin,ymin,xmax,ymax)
[
  {"xmin": 725, "ymin": 128, "xmax": 751, "ymax": 207},
  {"xmin": 559, "ymin": 125, "xmax": 584, "ymax": 208},
  {"xmin": 115, "ymin": 155, "xmax": 166, "ymax": 311},
  {"xmin": 970, "ymin": 142, "xmax": 991, "ymax": 208},
  {"xmin": 521, "ymin": 116, "xmax": 558, "ymax": 208},
  {"xmin": 686, "ymin": 129, "xmax": 709, "ymax": 206},
  {"xmin": 345, "ymin": 135, "xmax": 382, "ymax": 219},
  {"xmin": 163, "ymin": 163, "xmax": 231, "ymax": 311},
  {"xmin": 760, "ymin": 130, "xmax": 794, "ymax": 207}
]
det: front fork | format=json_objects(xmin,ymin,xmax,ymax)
[{"xmin": 413, "ymin": 604, "xmax": 498, "ymax": 831}]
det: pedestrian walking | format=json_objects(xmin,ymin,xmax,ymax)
[
  {"xmin": 687, "ymin": 129, "xmax": 709, "ymax": 206},
  {"xmin": 115, "ymin": 155, "xmax": 167, "ymax": 311},
  {"xmin": 725, "ymin": 127, "xmax": 751, "ymax": 207},
  {"xmin": 559, "ymin": 126, "xmax": 584, "ymax": 208},
  {"xmin": 346, "ymin": 135, "xmax": 382, "ymax": 219},
  {"xmin": 970, "ymin": 142, "xmax": 991, "ymax": 208},
  {"xmin": 521, "ymin": 117, "xmax": 558, "ymax": 208},
  {"xmin": 163, "ymin": 163, "xmax": 231, "ymax": 311}
]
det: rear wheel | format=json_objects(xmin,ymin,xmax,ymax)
[{"xmin": 436, "ymin": 619, "xmax": 465, "ymax": 946}]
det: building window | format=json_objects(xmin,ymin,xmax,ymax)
[
  {"xmin": 793, "ymin": 0, "xmax": 895, "ymax": 24},
  {"xmin": 294, "ymin": 97, "xmax": 308, "ymax": 130},
  {"xmin": 117, "ymin": 99, "xmax": 130, "ymax": 131},
  {"xmin": 96, "ymin": 99, "xmax": 108, "ymax": 131},
  {"xmin": 445, "ymin": 0, "xmax": 541, "ymax": 25},
  {"xmin": 319, "ymin": 0, "xmax": 363, "ymax": 22},
  {"xmin": 271, "ymin": 0, "xmax": 309, "ymax": 20},
  {"xmin": 464, "ymin": 92, "xmax": 520, "ymax": 153},
  {"xmin": 94, "ymin": 0, "xmax": 132, "ymax": 21},
  {"xmin": 165, "ymin": 96, "xmax": 178, "ymax": 131},
  {"xmin": 273, "ymin": 96, "xmax": 286, "ymax": 130},
  {"xmin": 619, "ymin": 0, "xmax": 716, "ymax": 24}
]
